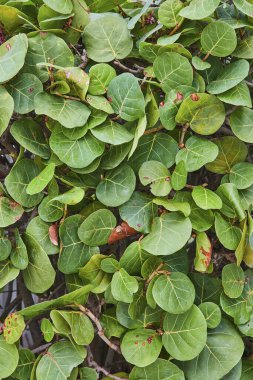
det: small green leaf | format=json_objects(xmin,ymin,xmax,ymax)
[
  {"xmin": 89, "ymin": 63, "xmax": 116, "ymax": 95},
  {"xmin": 41, "ymin": 319, "xmax": 54, "ymax": 342},
  {"xmin": 139, "ymin": 160, "xmax": 172, "ymax": 196},
  {"xmin": 198, "ymin": 302, "xmax": 221, "ymax": 329},
  {"xmin": 171, "ymin": 161, "xmax": 187, "ymax": 190},
  {"xmin": 179, "ymin": 0, "xmax": 220, "ymax": 20},
  {"xmin": 111, "ymin": 268, "xmax": 138, "ymax": 303},
  {"xmin": 215, "ymin": 213, "xmax": 242, "ymax": 250},
  {"xmin": 0, "ymin": 85, "xmax": 14, "ymax": 136},
  {"xmin": 53, "ymin": 187, "xmax": 85, "ymax": 205},
  {"xmin": 222, "ymin": 263, "xmax": 245, "ymax": 299},
  {"xmin": 192, "ymin": 186, "xmax": 222, "ymax": 210},
  {"xmin": 0, "ymin": 197, "xmax": 23, "ymax": 228},
  {"xmin": 3, "ymin": 313, "xmax": 25, "ymax": 344},
  {"xmin": 130, "ymin": 358, "xmax": 184, "ymax": 380},
  {"xmin": 229, "ymin": 163, "xmax": 253, "ymax": 190},
  {"xmin": 27, "ymin": 164, "xmax": 55, "ymax": 195},
  {"xmin": 158, "ymin": 0, "xmax": 184, "ymax": 27}
]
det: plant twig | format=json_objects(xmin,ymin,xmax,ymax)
[
  {"xmin": 144, "ymin": 125, "xmax": 164, "ymax": 135},
  {"xmin": 113, "ymin": 60, "xmax": 144, "ymax": 75},
  {"xmin": 87, "ymin": 347, "xmax": 125, "ymax": 380},
  {"xmin": 32, "ymin": 343, "xmax": 51, "ymax": 354},
  {"xmin": 78, "ymin": 304, "xmax": 121, "ymax": 354},
  {"xmin": 179, "ymin": 123, "xmax": 189, "ymax": 148}
]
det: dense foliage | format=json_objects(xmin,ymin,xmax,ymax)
[{"xmin": 1, "ymin": 0, "xmax": 253, "ymax": 379}]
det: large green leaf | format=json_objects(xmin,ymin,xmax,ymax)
[
  {"xmin": 43, "ymin": 0, "xmax": 73, "ymax": 14},
  {"xmin": 0, "ymin": 34, "xmax": 28, "ymax": 83},
  {"xmin": 182, "ymin": 319, "xmax": 244, "ymax": 380},
  {"xmin": 0, "ymin": 85, "xmax": 14, "ymax": 136},
  {"xmin": 158, "ymin": 0, "xmax": 184, "ymax": 27},
  {"xmin": 0, "ymin": 261, "xmax": 20, "ymax": 289},
  {"xmin": 58, "ymin": 215, "xmax": 98, "ymax": 274},
  {"xmin": 22, "ymin": 233, "xmax": 56, "ymax": 294},
  {"xmin": 96, "ymin": 164, "xmax": 136, "ymax": 207},
  {"xmin": 142, "ymin": 212, "xmax": 192, "ymax": 255},
  {"xmin": 129, "ymin": 358, "xmax": 184, "ymax": 380},
  {"xmin": 176, "ymin": 93, "xmax": 225, "ymax": 135},
  {"xmin": 152, "ymin": 272, "xmax": 195, "ymax": 313},
  {"xmin": 0, "ymin": 196, "xmax": 23, "ymax": 228},
  {"xmin": 107, "ymin": 73, "xmax": 145, "ymax": 121},
  {"xmin": 7, "ymin": 73, "xmax": 43, "ymax": 114},
  {"xmin": 119, "ymin": 192, "xmax": 157, "ymax": 234},
  {"xmin": 163, "ymin": 305, "xmax": 207, "ymax": 360},
  {"xmin": 176, "ymin": 136, "xmax": 219, "ymax": 172},
  {"xmin": 5, "ymin": 159, "xmax": 44, "ymax": 208},
  {"xmin": 222, "ymin": 263, "xmax": 245, "ymax": 299},
  {"xmin": 201, "ymin": 21, "xmax": 237, "ymax": 57},
  {"xmin": 36, "ymin": 341, "xmax": 86, "ymax": 380},
  {"xmin": 205, "ymin": 137, "xmax": 248, "ymax": 174},
  {"xmin": 0, "ymin": 335, "xmax": 19, "ymax": 379},
  {"xmin": 230, "ymin": 107, "xmax": 253, "ymax": 143},
  {"xmin": 11, "ymin": 119, "xmax": 50, "ymax": 159},
  {"xmin": 121, "ymin": 328, "xmax": 162, "ymax": 367},
  {"xmin": 179, "ymin": 0, "xmax": 220, "ymax": 20},
  {"xmin": 24, "ymin": 32, "xmax": 74, "ymax": 82},
  {"xmin": 26, "ymin": 216, "xmax": 59, "ymax": 255},
  {"xmin": 154, "ymin": 52, "xmax": 193, "ymax": 92},
  {"xmin": 233, "ymin": 0, "xmax": 253, "ymax": 17},
  {"xmin": 12, "ymin": 348, "xmax": 35, "ymax": 380},
  {"xmin": 129, "ymin": 133, "xmax": 178, "ymax": 172},
  {"xmin": 207, "ymin": 60, "xmax": 249, "ymax": 94},
  {"xmin": 229, "ymin": 163, "xmax": 253, "ymax": 190},
  {"xmin": 217, "ymin": 81, "xmax": 252, "ymax": 108},
  {"xmin": 50, "ymin": 128, "xmax": 105, "ymax": 169},
  {"xmin": 35, "ymin": 92, "xmax": 90, "ymax": 128},
  {"xmin": 78, "ymin": 209, "xmax": 116, "ymax": 246},
  {"xmin": 83, "ymin": 14, "xmax": 133, "ymax": 62},
  {"xmin": 111, "ymin": 268, "xmax": 139, "ymax": 303}
]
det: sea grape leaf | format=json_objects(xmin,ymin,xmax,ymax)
[
  {"xmin": 107, "ymin": 73, "xmax": 145, "ymax": 121},
  {"xmin": 129, "ymin": 358, "xmax": 184, "ymax": 380},
  {"xmin": 179, "ymin": 0, "xmax": 220, "ymax": 20},
  {"xmin": 198, "ymin": 302, "xmax": 221, "ymax": 329},
  {"xmin": 201, "ymin": 21, "xmax": 237, "ymax": 57},
  {"xmin": 222, "ymin": 263, "xmax": 245, "ymax": 299},
  {"xmin": 192, "ymin": 186, "xmax": 222, "ymax": 210},
  {"xmin": 230, "ymin": 107, "xmax": 253, "ymax": 143},
  {"xmin": 0, "ymin": 85, "xmax": 14, "ymax": 136},
  {"xmin": 158, "ymin": 0, "xmax": 184, "ymax": 27},
  {"xmin": 88, "ymin": 63, "xmax": 116, "ymax": 95},
  {"xmin": 0, "ymin": 335, "xmax": 19, "ymax": 378},
  {"xmin": 139, "ymin": 160, "xmax": 172, "ymax": 196},
  {"xmin": 26, "ymin": 164, "xmax": 55, "ymax": 195},
  {"xmin": 83, "ymin": 14, "xmax": 133, "ymax": 62},
  {"xmin": 111, "ymin": 268, "xmax": 138, "ymax": 303},
  {"xmin": 0, "ymin": 197, "xmax": 23, "ymax": 228}
]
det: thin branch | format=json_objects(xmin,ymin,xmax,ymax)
[
  {"xmin": 144, "ymin": 125, "xmax": 164, "ymax": 135},
  {"xmin": 32, "ymin": 343, "xmax": 51, "ymax": 354},
  {"xmin": 146, "ymin": 263, "xmax": 165, "ymax": 287},
  {"xmin": 78, "ymin": 304, "xmax": 121, "ymax": 354},
  {"xmin": 179, "ymin": 123, "xmax": 189, "ymax": 148},
  {"xmin": 87, "ymin": 347, "xmax": 125, "ymax": 380},
  {"xmin": 113, "ymin": 60, "xmax": 144, "ymax": 75}
]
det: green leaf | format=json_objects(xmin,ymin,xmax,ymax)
[
  {"xmin": 36, "ymin": 341, "xmax": 86, "ymax": 380},
  {"xmin": 91, "ymin": 119, "xmax": 134, "ymax": 145},
  {"xmin": 24, "ymin": 32, "xmax": 74, "ymax": 83},
  {"xmin": 7, "ymin": 73, "xmax": 43, "ymax": 114},
  {"xmin": 26, "ymin": 216, "xmax": 59, "ymax": 255},
  {"xmin": 182, "ymin": 319, "xmax": 244, "ymax": 380},
  {"xmin": 53, "ymin": 187, "xmax": 85, "ymax": 205},
  {"xmin": 111, "ymin": 268, "xmax": 138, "ymax": 303},
  {"xmin": 83, "ymin": 14, "xmax": 133, "ymax": 62},
  {"xmin": 175, "ymin": 93, "xmax": 225, "ymax": 135},
  {"xmin": 0, "ymin": 261, "xmax": 19, "ymax": 289},
  {"xmin": 0, "ymin": 5, "xmax": 26, "ymax": 34},
  {"xmin": 10, "ymin": 119, "xmax": 50, "ymax": 159},
  {"xmin": 180, "ymin": 0, "xmax": 220, "ymax": 20},
  {"xmin": 205, "ymin": 136, "xmax": 248, "ymax": 174},
  {"xmin": 0, "ymin": 85, "xmax": 14, "ymax": 136},
  {"xmin": 233, "ymin": 35, "xmax": 253, "ymax": 59},
  {"xmin": 0, "ymin": 335, "xmax": 19, "ymax": 378},
  {"xmin": 154, "ymin": 52, "xmax": 193, "ymax": 92},
  {"xmin": 171, "ymin": 161, "xmax": 187, "ymax": 190},
  {"xmin": 78, "ymin": 209, "xmax": 116, "ymax": 246},
  {"xmin": 129, "ymin": 133, "xmax": 178, "ymax": 173},
  {"xmin": 5, "ymin": 159, "xmax": 44, "ymax": 208},
  {"xmin": 107, "ymin": 73, "xmax": 145, "ymax": 121},
  {"xmin": 79, "ymin": 254, "xmax": 111, "ymax": 294},
  {"xmin": 0, "ymin": 34, "xmax": 28, "ymax": 83},
  {"xmin": 207, "ymin": 60, "xmax": 249, "ymax": 94},
  {"xmin": 222, "ymin": 263, "xmax": 245, "ymax": 299},
  {"xmin": 142, "ymin": 212, "xmax": 192, "ymax": 256},
  {"xmin": 198, "ymin": 302, "xmax": 221, "ymax": 329},
  {"xmin": 192, "ymin": 186, "xmax": 222, "ymax": 210},
  {"xmin": 12, "ymin": 348, "xmax": 35, "ymax": 380},
  {"xmin": 153, "ymin": 272, "xmax": 195, "ymax": 313},
  {"xmin": 96, "ymin": 164, "xmax": 136, "ymax": 207},
  {"xmin": 35, "ymin": 92, "xmax": 90, "ymax": 129},
  {"xmin": 38, "ymin": 195, "xmax": 64, "ymax": 223},
  {"xmin": 121, "ymin": 328, "xmax": 162, "ymax": 367},
  {"xmin": 41, "ymin": 319, "xmax": 54, "ymax": 342},
  {"xmin": 119, "ymin": 192, "xmax": 157, "ymax": 234},
  {"xmin": 176, "ymin": 136, "xmax": 219, "ymax": 172},
  {"xmin": 139, "ymin": 160, "xmax": 172, "ymax": 196},
  {"xmin": 55, "ymin": 67, "xmax": 90, "ymax": 101},
  {"xmin": 129, "ymin": 358, "xmax": 184, "ymax": 380},
  {"xmin": 215, "ymin": 213, "xmax": 242, "ymax": 250},
  {"xmin": 230, "ymin": 107, "xmax": 253, "ymax": 143},
  {"xmin": 88, "ymin": 63, "xmax": 116, "ymax": 95},
  {"xmin": 233, "ymin": 0, "xmax": 253, "ymax": 17},
  {"xmin": 26, "ymin": 164, "xmax": 55, "ymax": 195},
  {"xmin": 229, "ymin": 163, "xmax": 253, "ymax": 190},
  {"xmin": 80, "ymin": 367, "xmax": 98, "ymax": 380},
  {"xmin": 0, "ymin": 197, "xmax": 23, "ymax": 228},
  {"xmin": 201, "ymin": 21, "xmax": 237, "ymax": 57},
  {"xmin": 86, "ymin": 94, "xmax": 114, "ymax": 114},
  {"xmin": 43, "ymin": 0, "xmax": 73, "ymax": 14},
  {"xmin": 22, "ymin": 233, "xmax": 56, "ymax": 294},
  {"xmin": 50, "ymin": 128, "xmax": 105, "ymax": 169},
  {"xmin": 158, "ymin": 0, "xmax": 184, "ymax": 27},
  {"xmin": 217, "ymin": 81, "xmax": 252, "ymax": 108},
  {"xmin": 192, "ymin": 56, "xmax": 211, "ymax": 71},
  {"xmin": 216, "ymin": 183, "xmax": 245, "ymax": 221},
  {"xmin": 58, "ymin": 215, "xmax": 98, "ymax": 274},
  {"xmin": 120, "ymin": 241, "xmax": 151, "ymax": 276},
  {"xmin": 3, "ymin": 313, "xmax": 25, "ymax": 344},
  {"xmin": 163, "ymin": 305, "xmax": 207, "ymax": 360}
]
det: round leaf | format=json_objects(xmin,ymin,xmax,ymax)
[
  {"xmin": 198, "ymin": 302, "xmax": 221, "ymax": 329},
  {"xmin": 130, "ymin": 358, "xmax": 184, "ymax": 380},
  {"xmin": 222, "ymin": 263, "xmax": 245, "ymax": 299},
  {"xmin": 201, "ymin": 21, "xmax": 237, "ymax": 57},
  {"xmin": 0, "ymin": 85, "xmax": 14, "ymax": 136},
  {"xmin": 0, "ymin": 335, "xmax": 19, "ymax": 378},
  {"xmin": 230, "ymin": 107, "xmax": 253, "ymax": 143},
  {"xmin": 192, "ymin": 186, "xmax": 222, "ymax": 210}
]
